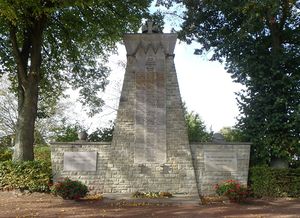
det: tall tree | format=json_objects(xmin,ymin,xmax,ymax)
[
  {"xmin": 88, "ymin": 121, "xmax": 115, "ymax": 142},
  {"xmin": 160, "ymin": 0, "xmax": 300, "ymax": 164},
  {"xmin": 185, "ymin": 111, "xmax": 213, "ymax": 142},
  {"xmin": 0, "ymin": 0, "xmax": 152, "ymax": 161},
  {"xmin": 182, "ymin": 103, "xmax": 212, "ymax": 142},
  {"xmin": 220, "ymin": 127, "xmax": 248, "ymax": 143}
]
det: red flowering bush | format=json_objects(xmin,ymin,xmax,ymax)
[
  {"xmin": 214, "ymin": 180, "xmax": 249, "ymax": 202},
  {"xmin": 51, "ymin": 178, "xmax": 88, "ymax": 200}
]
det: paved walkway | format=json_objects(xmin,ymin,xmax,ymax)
[
  {"xmin": 102, "ymin": 193, "xmax": 201, "ymax": 206},
  {"xmin": 0, "ymin": 191, "xmax": 300, "ymax": 217}
]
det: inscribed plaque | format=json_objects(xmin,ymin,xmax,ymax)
[
  {"xmin": 204, "ymin": 151, "xmax": 237, "ymax": 171},
  {"xmin": 134, "ymin": 52, "xmax": 166, "ymax": 164},
  {"xmin": 64, "ymin": 152, "xmax": 97, "ymax": 171}
]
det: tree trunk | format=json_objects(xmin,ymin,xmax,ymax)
[
  {"xmin": 11, "ymin": 17, "xmax": 46, "ymax": 161},
  {"xmin": 13, "ymin": 77, "xmax": 38, "ymax": 161}
]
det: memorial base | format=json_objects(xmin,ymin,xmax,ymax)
[{"xmin": 51, "ymin": 142, "xmax": 251, "ymax": 195}]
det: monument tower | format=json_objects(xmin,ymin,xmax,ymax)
[
  {"xmin": 51, "ymin": 21, "xmax": 251, "ymax": 196},
  {"xmin": 111, "ymin": 21, "xmax": 198, "ymax": 194}
]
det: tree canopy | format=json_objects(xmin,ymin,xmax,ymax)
[
  {"xmin": 0, "ymin": 0, "xmax": 152, "ymax": 160},
  {"xmin": 220, "ymin": 127, "xmax": 248, "ymax": 142},
  {"xmin": 183, "ymin": 103, "xmax": 212, "ymax": 142},
  {"xmin": 160, "ymin": 0, "xmax": 300, "ymax": 164},
  {"xmin": 0, "ymin": 0, "xmax": 151, "ymax": 114}
]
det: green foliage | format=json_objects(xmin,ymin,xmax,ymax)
[
  {"xmin": 290, "ymin": 158, "xmax": 300, "ymax": 169},
  {"xmin": 145, "ymin": 11, "xmax": 165, "ymax": 32},
  {"xmin": 34, "ymin": 146, "xmax": 51, "ymax": 163},
  {"xmin": 220, "ymin": 127, "xmax": 249, "ymax": 142},
  {"xmin": 0, "ymin": 146, "xmax": 51, "ymax": 192},
  {"xmin": 183, "ymin": 103, "xmax": 212, "ymax": 142},
  {"xmin": 88, "ymin": 122, "xmax": 114, "ymax": 142},
  {"xmin": 0, "ymin": 148, "xmax": 12, "ymax": 161},
  {"xmin": 0, "ymin": 135, "xmax": 13, "ymax": 148},
  {"xmin": 185, "ymin": 111, "xmax": 212, "ymax": 142},
  {"xmin": 249, "ymin": 166, "xmax": 300, "ymax": 198},
  {"xmin": 0, "ymin": 146, "xmax": 50, "ymax": 162},
  {"xmin": 132, "ymin": 191, "xmax": 172, "ymax": 198},
  {"xmin": 0, "ymin": 0, "xmax": 153, "ymax": 116},
  {"xmin": 51, "ymin": 124, "xmax": 80, "ymax": 142},
  {"xmin": 0, "ymin": 0, "xmax": 153, "ymax": 161},
  {"xmin": 0, "ymin": 160, "xmax": 52, "ymax": 192},
  {"xmin": 162, "ymin": 0, "xmax": 300, "ymax": 164},
  {"xmin": 51, "ymin": 178, "xmax": 88, "ymax": 200},
  {"xmin": 215, "ymin": 180, "xmax": 249, "ymax": 202},
  {"xmin": 34, "ymin": 130, "xmax": 46, "ymax": 145}
]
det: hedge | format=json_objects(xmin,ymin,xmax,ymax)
[
  {"xmin": 0, "ymin": 146, "xmax": 51, "ymax": 162},
  {"xmin": 0, "ymin": 160, "xmax": 52, "ymax": 192},
  {"xmin": 249, "ymin": 166, "xmax": 300, "ymax": 197}
]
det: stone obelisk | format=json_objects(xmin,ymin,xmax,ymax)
[{"xmin": 111, "ymin": 21, "xmax": 197, "ymax": 194}]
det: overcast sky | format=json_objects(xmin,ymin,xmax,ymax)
[{"xmin": 175, "ymin": 42, "xmax": 244, "ymax": 131}]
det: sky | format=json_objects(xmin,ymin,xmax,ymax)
[{"xmin": 174, "ymin": 42, "xmax": 244, "ymax": 131}]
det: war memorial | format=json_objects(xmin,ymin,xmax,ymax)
[{"xmin": 51, "ymin": 22, "xmax": 251, "ymax": 196}]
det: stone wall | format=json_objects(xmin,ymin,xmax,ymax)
[
  {"xmin": 51, "ymin": 142, "xmax": 112, "ymax": 193},
  {"xmin": 51, "ymin": 142, "xmax": 250, "ymax": 195},
  {"xmin": 191, "ymin": 143, "xmax": 251, "ymax": 195},
  {"xmin": 50, "ymin": 141, "xmax": 196, "ymax": 194}
]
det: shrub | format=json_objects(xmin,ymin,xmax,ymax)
[
  {"xmin": 215, "ymin": 180, "xmax": 249, "ymax": 202},
  {"xmin": 0, "ymin": 160, "xmax": 52, "ymax": 192},
  {"xmin": 250, "ymin": 166, "xmax": 300, "ymax": 197},
  {"xmin": 0, "ymin": 146, "xmax": 51, "ymax": 163},
  {"xmin": 0, "ymin": 135, "xmax": 13, "ymax": 148},
  {"xmin": 34, "ymin": 146, "xmax": 51, "ymax": 163},
  {"xmin": 51, "ymin": 178, "xmax": 88, "ymax": 200},
  {"xmin": 0, "ymin": 148, "xmax": 12, "ymax": 161}
]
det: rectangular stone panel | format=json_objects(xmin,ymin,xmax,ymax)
[
  {"xmin": 64, "ymin": 152, "xmax": 97, "ymax": 171},
  {"xmin": 134, "ymin": 66, "xmax": 166, "ymax": 164},
  {"xmin": 204, "ymin": 151, "xmax": 237, "ymax": 172}
]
